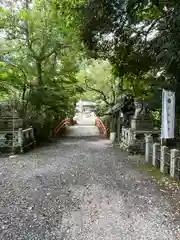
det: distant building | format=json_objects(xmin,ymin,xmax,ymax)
[{"xmin": 76, "ymin": 100, "xmax": 96, "ymax": 113}]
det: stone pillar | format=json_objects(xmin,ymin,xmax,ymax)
[
  {"xmin": 30, "ymin": 127, "xmax": 34, "ymax": 139},
  {"xmin": 127, "ymin": 129, "xmax": 132, "ymax": 146},
  {"xmin": 30, "ymin": 127, "xmax": 36, "ymax": 147},
  {"xmin": 160, "ymin": 146, "xmax": 169, "ymax": 174},
  {"xmin": 145, "ymin": 134, "xmax": 153, "ymax": 164},
  {"xmin": 170, "ymin": 149, "xmax": 180, "ymax": 179},
  {"xmin": 122, "ymin": 126, "xmax": 125, "ymax": 139},
  {"xmin": 18, "ymin": 128, "xmax": 23, "ymax": 153},
  {"xmin": 152, "ymin": 143, "xmax": 160, "ymax": 168},
  {"xmin": 110, "ymin": 132, "xmax": 116, "ymax": 143}
]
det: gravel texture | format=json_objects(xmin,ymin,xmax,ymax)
[{"xmin": 0, "ymin": 125, "xmax": 180, "ymax": 239}]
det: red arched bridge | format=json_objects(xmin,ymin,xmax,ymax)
[{"xmin": 52, "ymin": 117, "xmax": 109, "ymax": 138}]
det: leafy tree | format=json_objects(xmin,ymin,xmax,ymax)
[
  {"xmin": 79, "ymin": 0, "xmax": 180, "ymax": 131},
  {"xmin": 79, "ymin": 0, "xmax": 161, "ymax": 100},
  {"xmin": 0, "ymin": 0, "xmax": 85, "ymax": 140}
]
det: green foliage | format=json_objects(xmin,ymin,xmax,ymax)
[
  {"xmin": 79, "ymin": 0, "xmax": 180, "ymax": 109},
  {"xmin": 76, "ymin": 58, "xmax": 119, "ymax": 107},
  {"xmin": 75, "ymin": 0, "xmax": 180, "ymax": 137},
  {"xmin": 0, "ymin": 0, "xmax": 85, "ymax": 140}
]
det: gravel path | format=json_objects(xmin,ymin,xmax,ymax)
[{"xmin": 0, "ymin": 125, "xmax": 180, "ymax": 239}]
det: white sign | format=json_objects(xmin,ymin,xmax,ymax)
[{"xmin": 161, "ymin": 89, "xmax": 175, "ymax": 139}]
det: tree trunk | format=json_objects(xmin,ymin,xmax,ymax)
[
  {"xmin": 21, "ymin": 83, "xmax": 29, "ymax": 127},
  {"xmin": 36, "ymin": 61, "xmax": 43, "ymax": 85}
]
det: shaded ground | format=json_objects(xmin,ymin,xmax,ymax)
[{"xmin": 0, "ymin": 124, "xmax": 180, "ymax": 239}]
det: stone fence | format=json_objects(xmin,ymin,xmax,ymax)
[
  {"xmin": 121, "ymin": 127, "xmax": 133, "ymax": 146},
  {"xmin": 120, "ymin": 128, "xmax": 180, "ymax": 180},
  {"xmin": 0, "ymin": 127, "xmax": 35, "ymax": 153},
  {"xmin": 121, "ymin": 126, "xmax": 159, "ymax": 153},
  {"xmin": 145, "ymin": 135, "xmax": 180, "ymax": 180}
]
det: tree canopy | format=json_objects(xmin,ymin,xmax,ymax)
[
  {"xmin": 78, "ymin": 0, "xmax": 180, "ymax": 131},
  {"xmin": 80, "ymin": 0, "xmax": 180, "ymax": 89},
  {"xmin": 0, "ymin": 0, "xmax": 86, "ymax": 139},
  {"xmin": 2, "ymin": 0, "xmax": 180, "ymax": 136}
]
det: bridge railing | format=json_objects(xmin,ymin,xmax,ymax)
[
  {"xmin": 95, "ymin": 119, "xmax": 109, "ymax": 138},
  {"xmin": 53, "ymin": 118, "xmax": 75, "ymax": 137}
]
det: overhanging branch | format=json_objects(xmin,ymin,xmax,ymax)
[
  {"xmin": 85, "ymin": 78, "xmax": 112, "ymax": 106},
  {"xmin": 40, "ymin": 44, "xmax": 71, "ymax": 61}
]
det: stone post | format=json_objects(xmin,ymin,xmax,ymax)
[
  {"xmin": 127, "ymin": 129, "xmax": 132, "ymax": 146},
  {"xmin": 160, "ymin": 146, "xmax": 169, "ymax": 174},
  {"xmin": 170, "ymin": 149, "xmax": 180, "ymax": 179},
  {"xmin": 152, "ymin": 143, "xmax": 160, "ymax": 168},
  {"xmin": 18, "ymin": 128, "xmax": 23, "ymax": 153},
  {"xmin": 145, "ymin": 134, "xmax": 153, "ymax": 164},
  {"xmin": 31, "ymin": 127, "xmax": 35, "ymax": 139},
  {"xmin": 121, "ymin": 126, "xmax": 124, "ymax": 139}
]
